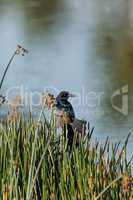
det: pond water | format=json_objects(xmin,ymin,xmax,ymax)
[{"xmin": 0, "ymin": 0, "xmax": 133, "ymax": 157}]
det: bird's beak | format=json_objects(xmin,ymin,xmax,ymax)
[{"xmin": 68, "ymin": 93, "xmax": 76, "ymax": 98}]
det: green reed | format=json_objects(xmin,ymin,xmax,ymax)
[{"xmin": 0, "ymin": 113, "xmax": 132, "ymax": 200}]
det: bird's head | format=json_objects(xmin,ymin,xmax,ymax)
[{"xmin": 56, "ymin": 91, "xmax": 75, "ymax": 101}]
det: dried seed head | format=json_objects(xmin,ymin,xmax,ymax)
[
  {"xmin": 7, "ymin": 110, "xmax": 20, "ymax": 123},
  {"xmin": 122, "ymin": 174, "xmax": 131, "ymax": 193},
  {"xmin": 42, "ymin": 92, "xmax": 55, "ymax": 108},
  {"xmin": 15, "ymin": 45, "xmax": 28, "ymax": 56},
  {"xmin": 9, "ymin": 95, "xmax": 22, "ymax": 110}
]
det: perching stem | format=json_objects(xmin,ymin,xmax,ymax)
[
  {"xmin": 0, "ymin": 52, "xmax": 16, "ymax": 91},
  {"xmin": 0, "ymin": 45, "xmax": 28, "ymax": 92}
]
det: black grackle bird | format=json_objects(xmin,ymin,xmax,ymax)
[
  {"xmin": 56, "ymin": 91, "xmax": 75, "ymax": 122},
  {"xmin": 55, "ymin": 91, "xmax": 76, "ymax": 148}
]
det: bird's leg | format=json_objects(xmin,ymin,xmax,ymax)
[{"xmin": 63, "ymin": 123, "xmax": 74, "ymax": 152}]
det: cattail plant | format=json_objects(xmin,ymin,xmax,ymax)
[{"xmin": 0, "ymin": 110, "xmax": 132, "ymax": 200}]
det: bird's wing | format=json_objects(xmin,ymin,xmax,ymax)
[
  {"xmin": 55, "ymin": 99, "xmax": 75, "ymax": 122},
  {"xmin": 63, "ymin": 102, "xmax": 75, "ymax": 122}
]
